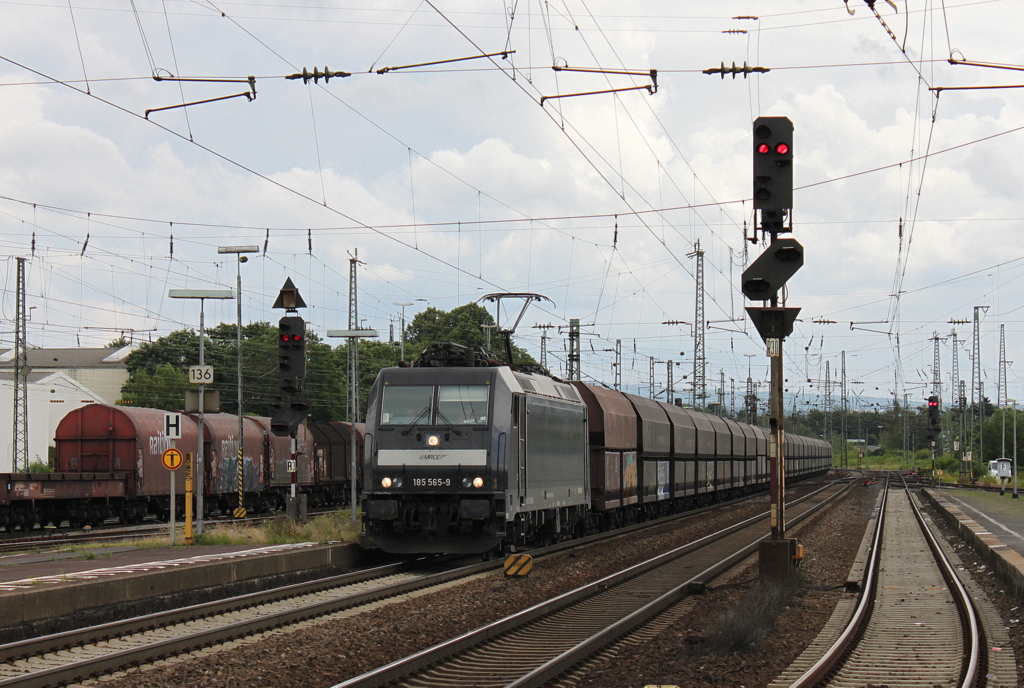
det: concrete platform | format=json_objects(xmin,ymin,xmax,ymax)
[
  {"xmin": 0, "ymin": 541, "xmax": 362, "ymax": 643},
  {"xmin": 923, "ymin": 487, "xmax": 1024, "ymax": 602},
  {"xmin": 933, "ymin": 486, "xmax": 1024, "ymax": 557}
]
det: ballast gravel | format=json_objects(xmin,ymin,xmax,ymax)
[{"xmin": 82, "ymin": 477, "xmax": 1014, "ymax": 688}]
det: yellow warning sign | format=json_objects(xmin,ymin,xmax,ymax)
[
  {"xmin": 503, "ymin": 553, "xmax": 533, "ymax": 577},
  {"xmin": 161, "ymin": 448, "xmax": 184, "ymax": 471}
]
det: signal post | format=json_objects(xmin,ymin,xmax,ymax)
[
  {"xmin": 926, "ymin": 395, "xmax": 940, "ymax": 486},
  {"xmin": 742, "ymin": 116, "xmax": 803, "ymax": 582},
  {"xmin": 271, "ymin": 278, "xmax": 312, "ymax": 523}
]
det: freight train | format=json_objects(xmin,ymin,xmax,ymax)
[
  {"xmin": 0, "ymin": 405, "xmax": 364, "ymax": 531},
  {"xmin": 362, "ymin": 343, "xmax": 833, "ymax": 555}
]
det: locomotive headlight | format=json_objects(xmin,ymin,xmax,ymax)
[
  {"xmin": 427, "ymin": 435, "xmax": 440, "ymax": 447},
  {"xmin": 472, "ymin": 476, "xmax": 484, "ymax": 488},
  {"xmin": 393, "ymin": 476, "xmax": 403, "ymax": 488},
  {"xmin": 381, "ymin": 477, "xmax": 393, "ymax": 488}
]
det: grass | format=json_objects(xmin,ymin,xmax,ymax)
[
  {"xmin": 691, "ymin": 578, "xmax": 798, "ymax": 655},
  {"xmin": 102, "ymin": 509, "xmax": 365, "ymax": 548},
  {"xmin": 842, "ymin": 452, "xmax": 1003, "ymax": 486},
  {"xmin": 195, "ymin": 509, "xmax": 364, "ymax": 546}
]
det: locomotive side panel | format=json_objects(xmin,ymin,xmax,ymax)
[{"xmin": 524, "ymin": 395, "xmax": 588, "ymax": 508}]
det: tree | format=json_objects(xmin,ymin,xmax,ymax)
[
  {"xmin": 121, "ymin": 322, "xmax": 349, "ymax": 418},
  {"xmin": 121, "ymin": 364, "xmax": 190, "ymax": 410},
  {"xmin": 404, "ymin": 302, "xmax": 536, "ymax": 365},
  {"xmin": 119, "ymin": 303, "xmax": 538, "ymax": 422}
]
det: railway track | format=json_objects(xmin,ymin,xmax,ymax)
[
  {"xmin": 0, "ymin": 557, "xmax": 470, "ymax": 688},
  {"xmin": 773, "ymin": 472, "xmax": 1012, "ymax": 688},
  {"xmin": 332, "ymin": 479, "xmax": 853, "ymax": 688},
  {"xmin": 0, "ymin": 477, "xmax": 847, "ymax": 687}
]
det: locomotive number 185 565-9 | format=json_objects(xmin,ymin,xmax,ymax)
[{"xmin": 412, "ymin": 477, "xmax": 452, "ymax": 487}]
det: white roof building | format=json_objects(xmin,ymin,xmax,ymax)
[
  {"xmin": 0, "ymin": 345, "xmax": 137, "ymax": 405},
  {"xmin": 0, "ymin": 372, "xmax": 108, "ymax": 473}
]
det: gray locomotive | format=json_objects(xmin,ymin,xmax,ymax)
[{"xmin": 362, "ymin": 343, "xmax": 831, "ymax": 555}]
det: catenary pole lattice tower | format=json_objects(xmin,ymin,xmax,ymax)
[
  {"xmin": 13, "ymin": 258, "xmax": 28, "ymax": 472},
  {"xmin": 689, "ymin": 242, "xmax": 705, "ymax": 409},
  {"xmin": 972, "ymin": 306, "xmax": 988, "ymax": 465}
]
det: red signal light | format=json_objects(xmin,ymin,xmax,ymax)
[
  {"xmin": 293, "ymin": 334, "xmax": 303, "ymax": 342},
  {"xmin": 775, "ymin": 142, "xmax": 789, "ymax": 155},
  {"xmin": 757, "ymin": 143, "xmax": 770, "ymax": 154}
]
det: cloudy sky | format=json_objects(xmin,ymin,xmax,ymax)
[{"xmin": 1, "ymin": 0, "xmax": 1023, "ymax": 412}]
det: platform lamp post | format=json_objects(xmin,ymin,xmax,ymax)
[
  {"xmin": 169, "ymin": 288, "xmax": 234, "ymax": 537},
  {"xmin": 1011, "ymin": 399, "xmax": 1019, "ymax": 499},
  {"xmin": 327, "ymin": 326, "xmax": 379, "ymax": 523},
  {"xmin": 218, "ymin": 245, "xmax": 259, "ymax": 518},
  {"xmin": 392, "ymin": 299, "xmax": 426, "ymax": 363}
]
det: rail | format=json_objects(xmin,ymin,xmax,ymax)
[{"xmin": 786, "ymin": 471, "xmax": 983, "ymax": 688}]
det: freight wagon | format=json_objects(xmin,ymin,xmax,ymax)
[{"xmin": 0, "ymin": 405, "xmax": 364, "ymax": 531}]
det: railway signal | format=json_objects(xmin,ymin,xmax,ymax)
[
  {"xmin": 272, "ymin": 279, "xmax": 311, "ymax": 439},
  {"xmin": 741, "ymin": 237, "xmax": 804, "ymax": 302},
  {"xmin": 925, "ymin": 395, "xmax": 940, "ymax": 441},
  {"xmin": 746, "ymin": 115, "xmax": 800, "ymax": 583},
  {"xmin": 271, "ymin": 393, "xmax": 311, "ymax": 437},
  {"xmin": 753, "ymin": 120, "xmax": 792, "ymax": 207},
  {"xmin": 753, "ymin": 116, "xmax": 793, "ymax": 220},
  {"xmin": 277, "ymin": 316, "xmax": 306, "ymax": 394}
]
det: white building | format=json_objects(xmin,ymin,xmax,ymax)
[
  {"xmin": 0, "ymin": 372, "xmax": 108, "ymax": 472},
  {"xmin": 0, "ymin": 345, "xmax": 136, "ymax": 473}
]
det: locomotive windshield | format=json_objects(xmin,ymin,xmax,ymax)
[
  {"xmin": 379, "ymin": 384, "xmax": 490, "ymax": 426},
  {"xmin": 438, "ymin": 385, "xmax": 489, "ymax": 425},
  {"xmin": 380, "ymin": 385, "xmax": 434, "ymax": 425}
]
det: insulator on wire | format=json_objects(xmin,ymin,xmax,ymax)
[{"xmin": 286, "ymin": 67, "xmax": 351, "ymax": 84}]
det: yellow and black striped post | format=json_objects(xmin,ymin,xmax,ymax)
[
  {"xmin": 233, "ymin": 447, "xmax": 247, "ymax": 518},
  {"xmin": 184, "ymin": 452, "xmax": 194, "ymax": 545},
  {"xmin": 503, "ymin": 554, "xmax": 533, "ymax": 577}
]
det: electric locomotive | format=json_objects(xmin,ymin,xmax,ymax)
[
  {"xmin": 362, "ymin": 343, "xmax": 833, "ymax": 556},
  {"xmin": 362, "ymin": 343, "xmax": 589, "ymax": 554}
]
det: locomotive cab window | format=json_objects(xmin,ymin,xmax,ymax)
[
  {"xmin": 380, "ymin": 386, "xmax": 434, "ymax": 425},
  {"xmin": 437, "ymin": 385, "xmax": 489, "ymax": 425}
]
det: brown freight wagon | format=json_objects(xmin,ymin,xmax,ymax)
[
  {"xmin": 54, "ymin": 404, "xmax": 199, "ymax": 523},
  {"xmin": 661, "ymin": 403, "xmax": 697, "ymax": 501},
  {"xmin": 571, "ymin": 383, "xmax": 638, "ymax": 528},
  {"xmin": 307, "ymin": 421, "xmax": 363, "ymax": 507},
  {"xmin": 54, "ymin": 405, "xmax": 270, "ymax": 522},
  {"xmin": 187, "ymin": 412, "xmax": 267, "ymax": 512}
]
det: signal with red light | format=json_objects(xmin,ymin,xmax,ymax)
[
  {"xmin": 277, "ymin": 315, "xmax": 307, "ymax": 394},
  {"xmin": 925, "ymin": 394, "xmax": 941, "ymax": 441},
  {"xmin": 752, "ymin": 116, "xmax": 793, "ymax": 216}
]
